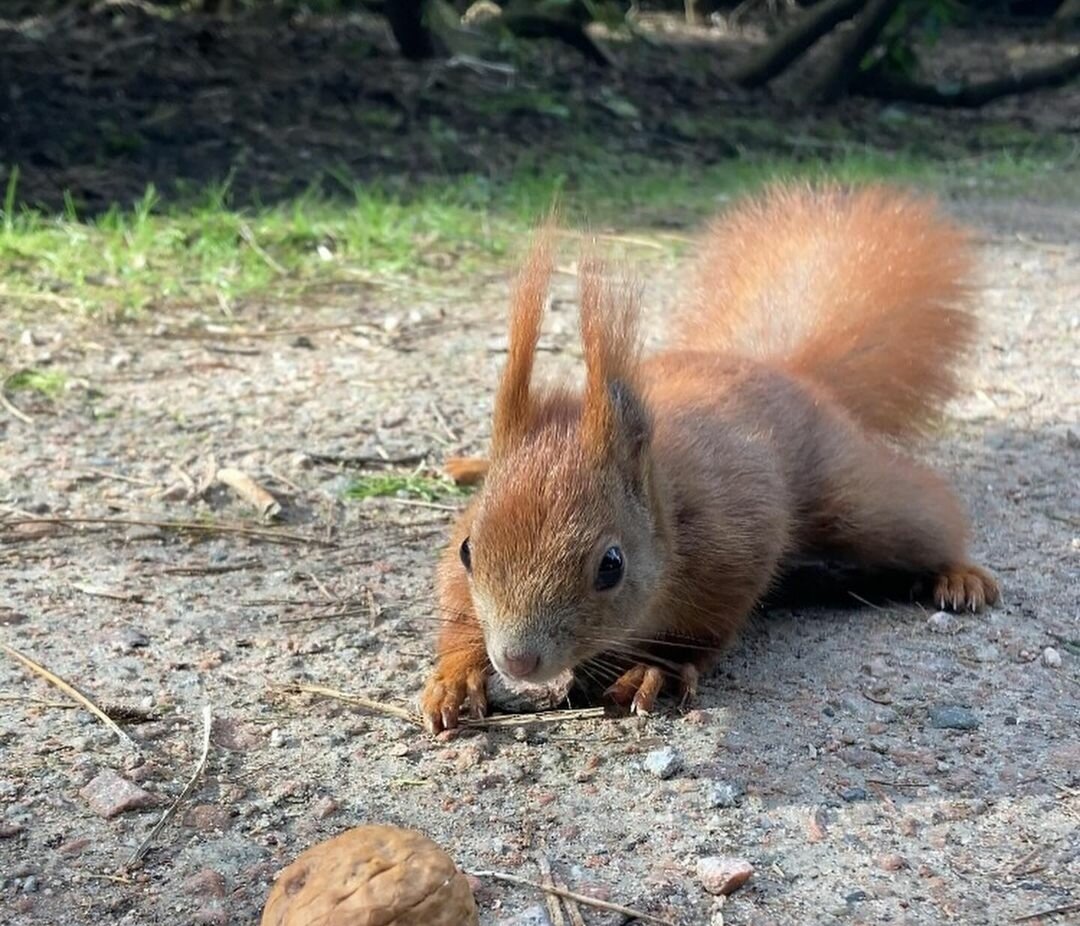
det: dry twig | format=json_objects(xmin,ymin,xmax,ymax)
[
  {"xmin": 286, "ymin": 683, "xmax": 607, "ymax": 729},
  {"xmin": 1014, "ymin": 901, "xmax": 1080, "ymax": 923},
  {"xmin": 0, "ymin": 642, "xmax": 138, "ymax": 750},
  {"xmin": 537, "ymin": 854, "xmax": 568, "ymax": 926},
  {"xmin": 71, "ymin": 584, "xmax": 148, "ymax": 603},
  {"xmin": 287, "ymin": 684, "xmax": 421, "ymax": 725},
  {"xmin": 125, "ymin": 705, "xmax": 213, "ymax": 868},
  {"xmin": 216, "ymin": 467, "xmax": 282, "ymax": 521},
  {"xmin": 306, "ymin": 451, "xmax": 428, "ymax": 469},
  {"xmin": 239, "ymin": 224, "xmax": 287, "ymax": 275},
  {"xmin": 0, "ymin": 389, "xmax": 34, "ymax": 425},
  {"xmin": 468, "ymin": 870, "xmax": 674, "ymax": 925},
  {"xmin": 0, "ymin": 516, "xmax": 330, "ymax": 547},
  {"xmin": 555, "ymin": 875, "xmax": 587, "ymax": 926}
]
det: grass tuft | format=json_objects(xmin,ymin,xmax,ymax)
[
  {"xmin": 345, "ymin": 473, "xmax": 468, "ymax": 503},
  {"xmin": 5, "ymin": 369, "xmax": 68, "ymax": 399}
]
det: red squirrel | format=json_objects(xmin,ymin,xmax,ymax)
[{"xmin": 420, "ymin": 183, "xmax": 1000, "ymax": 733}]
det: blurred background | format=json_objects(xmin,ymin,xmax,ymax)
[{"xmin": 0, "ymin": 0, "xmax": 1077, "ymax": 317}]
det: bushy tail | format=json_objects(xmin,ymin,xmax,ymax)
[{"xmin": 675, "ymin": 183, "xmax": 977, "ymax": 438}]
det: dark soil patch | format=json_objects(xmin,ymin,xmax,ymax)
[{"xmin": 1, "ymin": 5, "xmax": 1077, "ymax": 211}]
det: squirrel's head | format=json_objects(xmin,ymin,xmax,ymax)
[{"xmin": 447, "ymin": 232, "xmax": 668, "ymax": 684}]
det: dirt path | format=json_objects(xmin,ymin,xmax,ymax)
[{"xmin": 1, "ymin": 190, "xmax": 1078, "ymax": 925}]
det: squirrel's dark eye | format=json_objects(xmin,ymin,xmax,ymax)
[
  {"xmin": 460, "ymin": 537, "xmax": 472, "ymax": 573},
  {"xmin": 595, "ymin": 545, "xmax": 624, "ymax": 591}
]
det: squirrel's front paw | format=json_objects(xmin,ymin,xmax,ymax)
[
  {"xmin": 605, "ymin": 662, "xmax": 700, "ymax": 715},
  {"xmin": 932, "ymin": 563, "xmax": 1000, "ymax": 613},
  {"xmin": 420, "ymin": 661, "xmax": 489, "ymax": 734},
  {"xmin": 604, "ymin": 664, "xmax": 666, "ymax": 715}
]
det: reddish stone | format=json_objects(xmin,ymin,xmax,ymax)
[
  {"xmin": 80, "ymin": 770, "xmax": 157, "ymax": 818},
  {"xmin": 183, "ymin": 804, "xmax": 232, "ymax": 832}
]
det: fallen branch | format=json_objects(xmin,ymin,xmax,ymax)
[
  {"xmin": 468, "ymin": 870, "xmax": 674, "ymax": 925},
  {"xmin": 853, "ymin": 52, "xmax": 1080, "ymax": 107},
  {"xmin": 730, "ymin": 0, "xmax": 867, "ymax": 88},
  {"xmin": 503, "ymin": 12, "xmax": 614, "ymax": 67},
  {"xmin": 801, "ymin": 0, "xmax": 904, "ymax": 104},
  {"xmin": 124, "ymin": 705, "xmax": 212, "ymax": 868},
  {"xmin": 0, "ymin": 642, "xmax": 138, "ymax": 750}
]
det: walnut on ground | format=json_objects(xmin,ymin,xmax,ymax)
[{"xmin": 261, "ymin": 825, "xmax": 478, "ymax": 926}]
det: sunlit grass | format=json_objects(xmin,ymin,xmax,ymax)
[
  {"xmin": 0, "ymin": 144, "xmax": 1073, "ymax": 320},
  {"xmin": 344, "ymin": 472, "xmax": 467, "ymax": 503},
  {"xmin": 4, "ymin": 368, "xmax": 68, "ymax": 398}
]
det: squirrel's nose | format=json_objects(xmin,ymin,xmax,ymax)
[{"xmin": 502, "ymin": 650, "xmax": 539, "ymax": 679}]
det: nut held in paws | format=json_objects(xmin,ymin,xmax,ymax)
[{"xmin": 261, "ymin": 824, "xmax": 479, "ymax": 926}]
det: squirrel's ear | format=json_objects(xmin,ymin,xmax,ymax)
[
  {"xmin": 608, "ymin": 379, "xmax": 652, "ymax": 484},
  {"xmin": 491, "ymin": 223, "xmax": 555, "ymax": 460},
  {"xmin": 579, "ymin": 255, "xmax": 648, "ymax": 479}
]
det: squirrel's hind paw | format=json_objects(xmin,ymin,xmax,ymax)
[
  {"xmin": 420, "ymin": 663, "xmax": 489, "ymax": 734},
  {"xmin": 932, "ymin": 563, "xmax": 1000, "ymax": 613}
]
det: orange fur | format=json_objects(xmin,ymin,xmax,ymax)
[
  {"xmin": 490, "ymin": 225, "xmax": 555, "ymax": 459},
  {"xmin": 679, "ymin": 183, "xmax": 975, "ymax": 438},
  {"xmin": 419, "ymin": 182, "xmax": 1000, "ymax": 734}
]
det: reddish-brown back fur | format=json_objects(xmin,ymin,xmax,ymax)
[{"xmin": 678, "ymin": 183, "xmax": 975, "ymax": 438}]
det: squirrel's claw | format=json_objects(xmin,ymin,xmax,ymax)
[
  {"xmin": 420, "ymin": 662, "xmax": 489, "ymax": 734},
  {"xmin": 678, "ymin": 664, "xmax": 699, "ymax": 709},
  {"xmin": 932, "ymin": 563, "xmax": 1000, "ymax": 614},
  {"xmin": 605, "ymin": 664, "xmax": 669, "ymax": 716}
]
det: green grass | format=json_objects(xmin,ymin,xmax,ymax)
[
  {"xmin": 344, "ymin": 472, "xmax": 468, "ymax": 503},
  {"xmin": 0, "ymin": 144, "xmax": 1074, "ymax": 320},
  {"xmin": 4, "ymin": 368, "xmax": 68, "ymax": 399}
]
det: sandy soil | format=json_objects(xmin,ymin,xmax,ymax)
[{"xmin": 1, "ymin": 189, "xmax": 1078, "ymax": 925}]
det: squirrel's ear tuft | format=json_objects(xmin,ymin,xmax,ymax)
[
  {"xmin": 491, "ymin": 222, "xmax": 556, "ymax": 459},
  {"xmin": 578, "ymin": 255, "xmax": 649, "ymax": 477}
]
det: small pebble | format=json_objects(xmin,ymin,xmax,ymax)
[
  {"xmin": 643, "ymin": 747, "xmax": 682, "ymax": 780},
  {"xmin": 497, "ymin": 904, "xmax": 552, "ymax": 926},
  {"xmin": 1042, "ymin": 647, "xmax": 1062, "ymax": 668},
  {"xmin": 840, "ymin": 786, "xmax": 868, "ymax": 802},
  {"xmin": 311, "ymin": 796, "xmax": 339, "ymax": 820},
  {"xmin": 927, "ymin": 611, "xmax": 960, "ymax": 634},
  {"xmin": 182, "ymin": 804, "xmax": 231, "ymax": 832},
  {"xmin": 183, "ymin": 869, "xmax": 227, "ymax": 898},
  {"xmin": 877, "ymin": 853, "xmax": 908, "ymax": 871},
  {"xmin": 269, "ymin": 729, "xmax": 286, "ymax": 748},
  {"xmin": 707, "ymin": 781, "xmax": 742, "ymax": 809},
  {"xmin": 929, "ymin": 705, "xmax": 980, "ymax": 731},
  {"xmin": 697, "ymin": 856, "xmax": 754, "ymax": 896},
  {"xmin": 80, "ymin": 770, "xmax": 156, "ymax": 818}
]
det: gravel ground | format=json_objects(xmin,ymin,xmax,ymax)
[{"xmin": 1, "ymin": 189, "xmax": 1078, "ymax": 926}]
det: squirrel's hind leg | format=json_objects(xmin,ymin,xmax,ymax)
[{"xmin": 802, "ymin": 425, "xmax": 999, "ymax": 613}]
